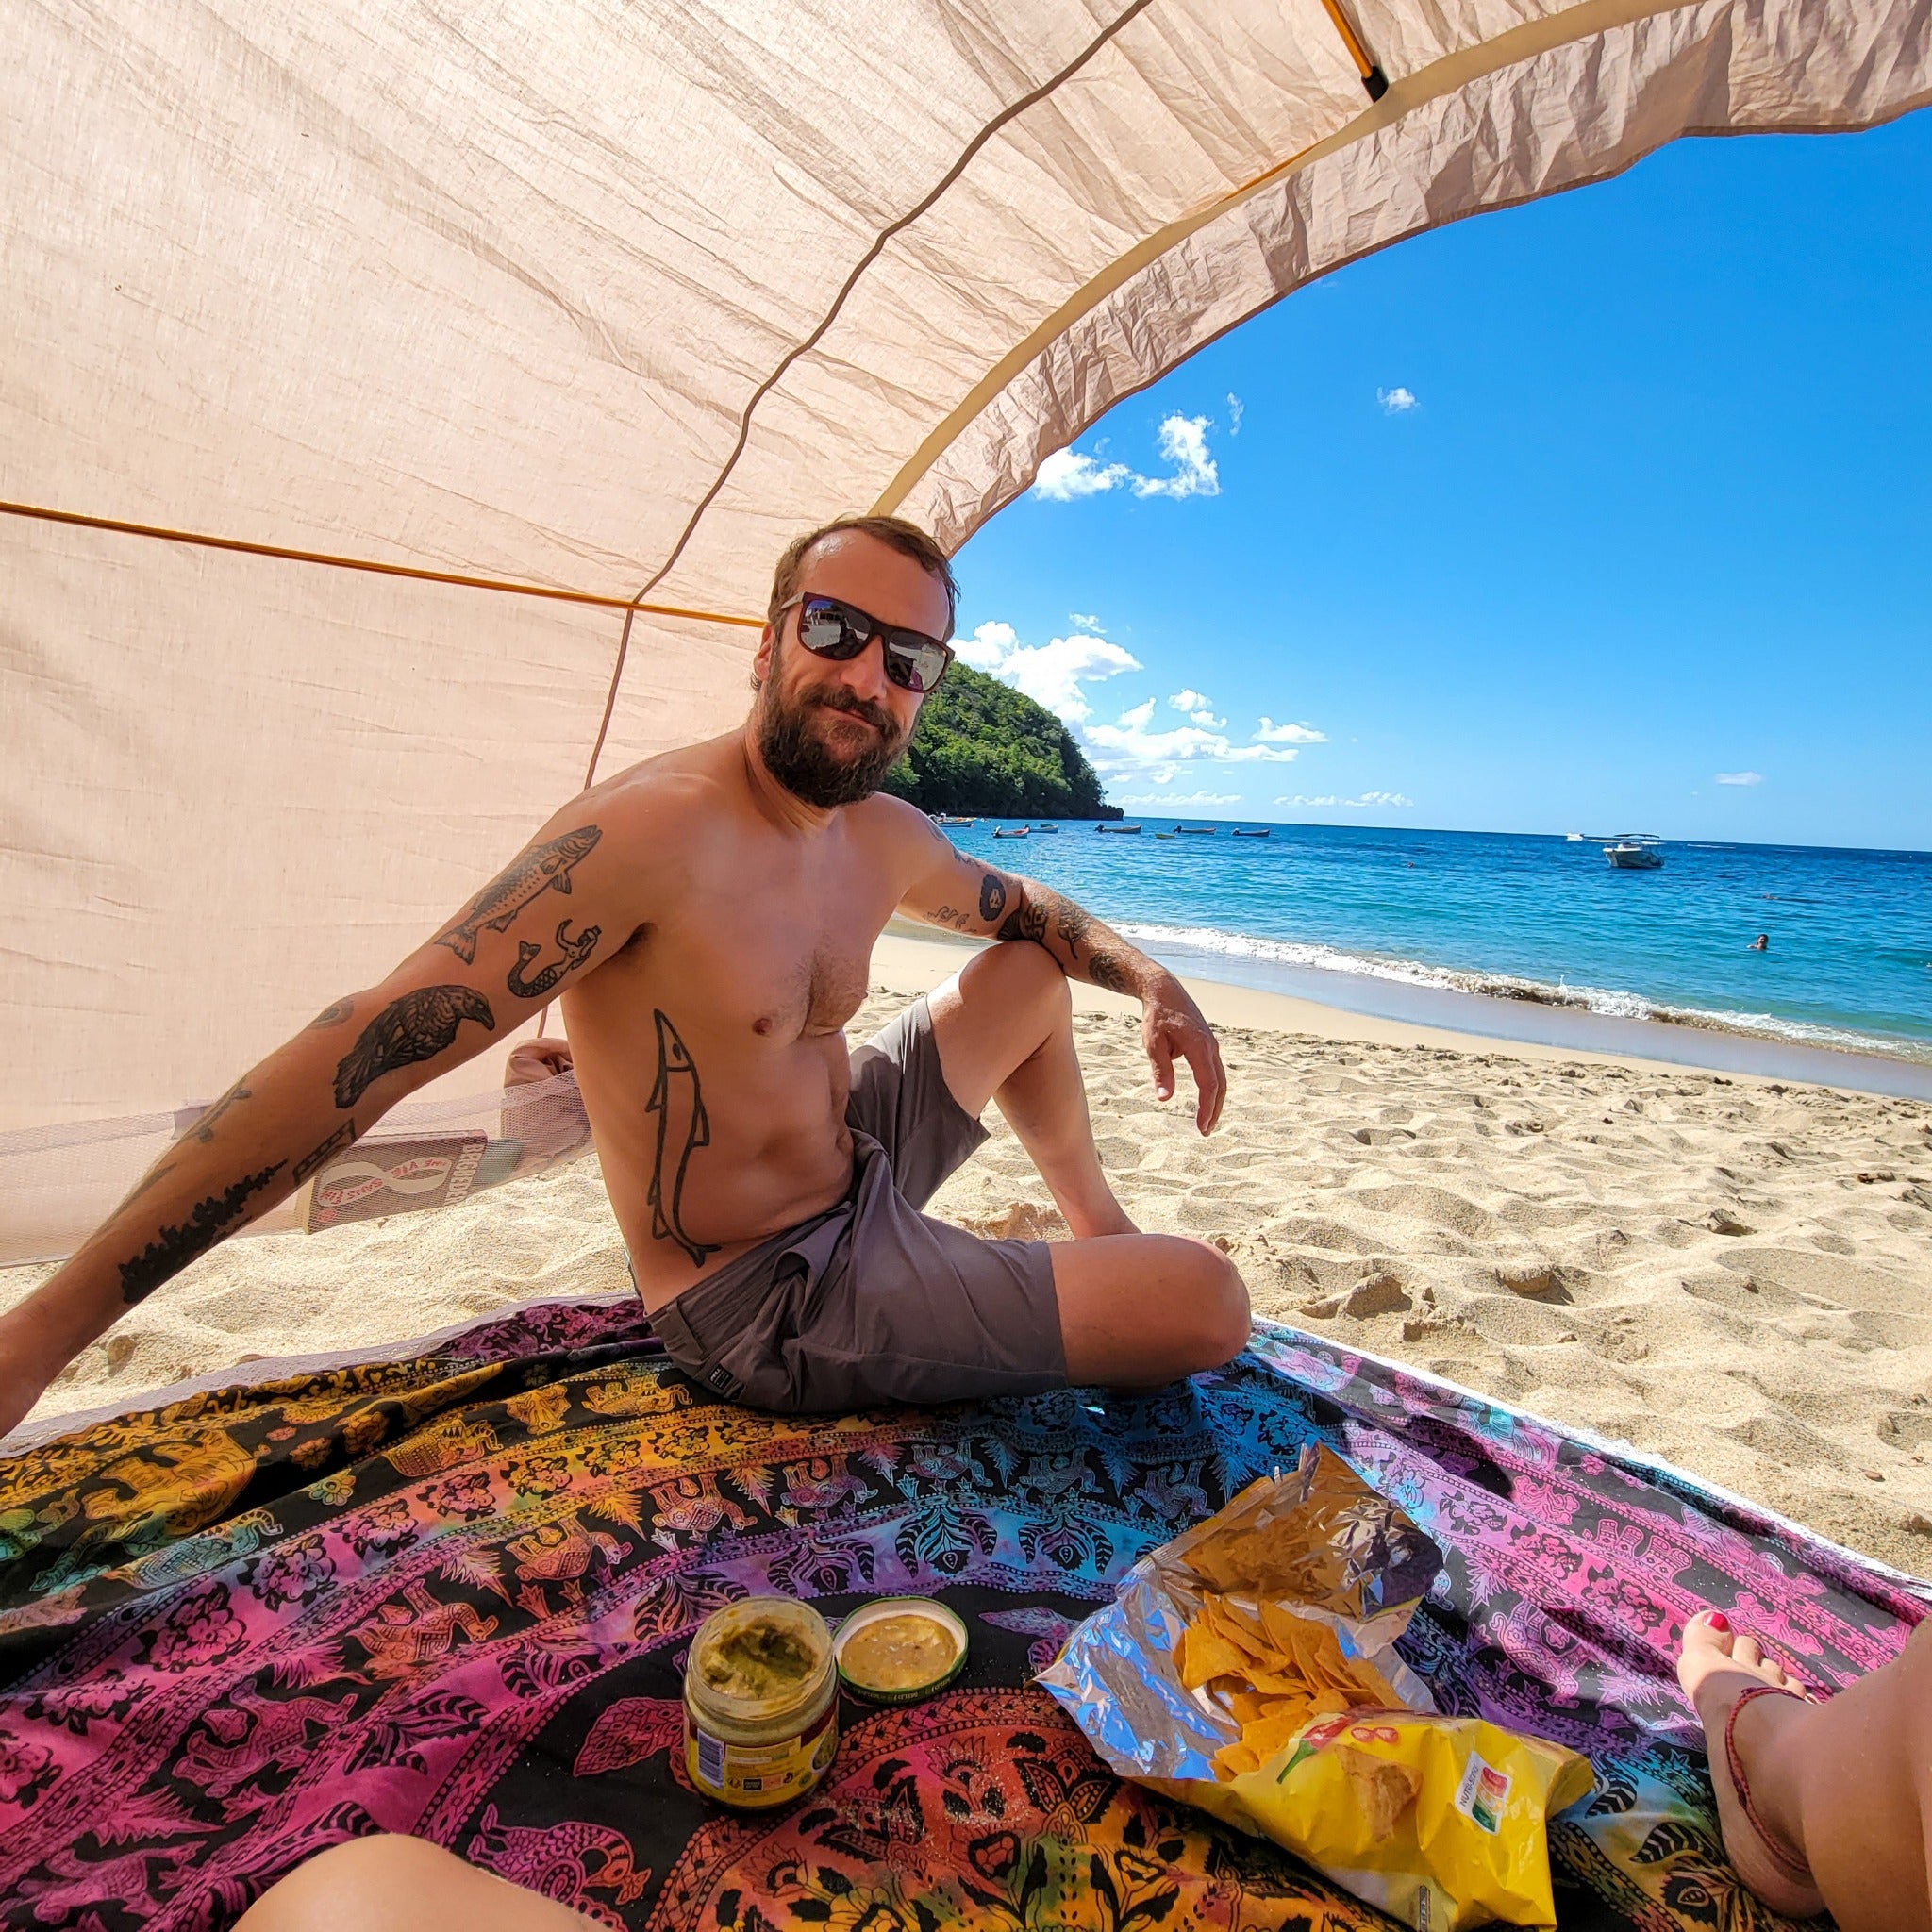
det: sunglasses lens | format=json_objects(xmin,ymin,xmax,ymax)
[
  {"xmin": 887, "ymin": 641, "xmax": 948, "ymax": 693},
  {"xmin": 799, "ymin": 603, "xmax": 859, "ymax": 658}
]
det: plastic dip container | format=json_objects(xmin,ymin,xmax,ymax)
[
  {"xmin": 682, "ymin": 1597, "xmax": 837, "ymax": 1808},
  {"xmin": 833, "ymin": 1596, "xmax": 969, "ymax": 1705}
]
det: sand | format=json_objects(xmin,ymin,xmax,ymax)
[{"xmin": 8, "ymin": 931, "xmax": 1931, "ymax": 1575}]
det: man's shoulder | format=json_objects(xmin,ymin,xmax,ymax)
[{"xmin": 586, "ymin": 741, "xmax": 741, "ymax": 835}]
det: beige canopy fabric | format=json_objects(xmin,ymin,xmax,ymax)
[{"xmin": 3, "ymin": 0, "xmax": 1927, "ymax": 1257}]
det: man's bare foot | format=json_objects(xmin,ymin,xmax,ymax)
[{"xmin": 1676, "ymin": 1610, "xmax": 1825, "ymax": 1921}]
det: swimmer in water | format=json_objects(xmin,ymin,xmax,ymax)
[{"xmin": 1748, "ymin": 934, "xmax": 1769, "ymax": 952}]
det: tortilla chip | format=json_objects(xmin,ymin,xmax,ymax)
[
  {"xmin": 1338, "ymin": 1744, "xmax": 1422, "ymax": 1841},
  {"xmin": 1178, "ymin": 1624, "xmax": 1254, "ymax": 1690},
  {"xmin": 1239, "ymin": 1708, "xmax": 1313, "ymax": 1759},
  {"xmin": 1213, "ymin": 1740, "xmax": 1263, "ymax": 1779}
]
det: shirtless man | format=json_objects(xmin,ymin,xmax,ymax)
[{"xmin": 0, "ymin": 516, "xmax": 1248, "ymax": 1434}]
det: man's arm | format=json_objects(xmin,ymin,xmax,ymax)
[
  {"xmin": 895, "ymin": 823, "xmax": 1227, "ymax": 1135},
  {"xmin": 0, "ymin": 801, "xmax": 649, "ymax": 1439}
]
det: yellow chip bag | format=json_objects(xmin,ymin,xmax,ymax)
[{"xmin": 1219, "ymin": 1708, "xmax": 1594, "ymax": 1931}]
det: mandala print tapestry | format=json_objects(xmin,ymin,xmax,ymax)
[{"xmin": 1, "ymin": 1303, "xmax": 1922, "ymax": 1930}]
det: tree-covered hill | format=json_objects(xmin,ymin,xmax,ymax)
[{"xmin": 883, "ymin": 661, "xmax": 1121, "ymax": 819}]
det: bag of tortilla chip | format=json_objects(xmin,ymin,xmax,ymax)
[
  {"xmin": 1213, "ymin": 1707, "xmax": 1594, "ymax": 1930},
  {"xmin": 1039, "ymin": 1446, "xmax": 1592, "ymax": 1930}
]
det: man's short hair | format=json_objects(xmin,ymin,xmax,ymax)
[{"xmin": 767, "ymin": 514, "xmax": 958, "ymax": 640}]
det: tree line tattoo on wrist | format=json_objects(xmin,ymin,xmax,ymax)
[
  {"xmin": 647, "ymin": 1009, "xmax": 717, "ymax": 1267},
  {"xmin": 119, "ymin": 1160, "xmax": 287, "ymax": 1304},
  {"xmin": 435, "ymin": 824, "xmax": 601, "ymax": 964}
]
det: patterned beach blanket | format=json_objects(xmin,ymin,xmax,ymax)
[{"xmin": 1, "ymin": 1302, "xmax": 1922, "ymax": 1931}]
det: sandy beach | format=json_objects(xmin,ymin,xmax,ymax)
[{"xmin": 7, "ymin": 930, "xmax": 1930, "ymax": 1575}]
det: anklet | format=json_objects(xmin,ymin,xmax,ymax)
[{"xmin": 1723, "ymin": 1684, "xmax": 1816, "ymax": 1887}]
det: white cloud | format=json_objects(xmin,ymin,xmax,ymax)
[
  {"xmin": 1034, "ymin": 413, "xmax": 1221, "ymax": 503},
  {"xmin": 1275, "ymin": 791, "xmax": 1414, "ymax": 808},
  {"xmin": 1715, "ymin": 771, "xmax": 1764, "ymax": 787},
  {"xmin": 957, "ymin": 620, "xmax": 1018, "ymax": 672},
  {"xmin": 1068, "ymin": 611, "xmax": 1103, "ymax": 633},
  {"xmin": 1378, "ymin": 386, "xmax": 1418, "ymax": 414},
  {"xmin": 1132, "ymin": 413, "xmax": 1219, "ymax": 499},
  {"xmin": 1168, "ymin": 688, "xmax": 1226, "ymax": 728},
  {"xmin": 1033, "ymin": 448, "xmax": 1130, "ymax": 500},
  {"xmin": 1117, "ymin": 790, "xmax": 1240, "ymax": 806},
  {"xmin": 1255, "ymin": 717, "xmax": 1327, "ymax": 744},
  {"xmin": 1226, "ymin": 393, "xmax": 1244, "ymax": 436},
  {"xmin": 963, "ymin": 619, "xmax": 1141, "ymax": 724},
  {"xmin": 1085, "ymin": 700, "xmax": 1305, "ymax": 774}
]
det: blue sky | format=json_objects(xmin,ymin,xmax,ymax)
[{"xmin": 953, "ymin": 111, "xmax": 1932, "ymax": 852}]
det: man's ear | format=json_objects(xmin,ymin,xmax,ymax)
[{"xmin": 750, "ymin": 622, "xmax": 775, "ymax": 692}]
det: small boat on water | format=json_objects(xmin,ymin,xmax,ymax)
[
  {"xmin": 1176, "ymin": 825, "xmax": 1216, "ymax": 836},
  {"xmin": 1155, "ymin": 831, "xmax": 1176, "ymax": 839},
  {"xmin": 1095, "ymin": 823, "xmax": 1142, "ymax": 835},
  {"xmin": 991, "ymin": 825, "xmax": 1029, "ymax": 839},
  {"xmin": 1603, "ymin": 836, "xmax": 1664, "ymax": 871},
  {"xmin": 935, "ymin": 813, "xmax": 975, "ymax": 826},
  {"xmin": 1032, "ymin": 824, "xmax": 1059, "ymax": 833},
  {"xmin": 1230, "ymin": 828, "xmax": 1270, "ymax": 838}
]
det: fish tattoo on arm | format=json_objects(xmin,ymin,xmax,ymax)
[
  {"xmin": 646, "ymin": 1009, "xmax": 718, "ymax": 1268},
  {"xmin": 507, "ymin": 920, "xmax": 602, "ymax": 1000},
  {"xmin": 435, "ymin": 825, "xmax": 602, "ymax": 965},
  {"xmin": 332, "ymin": 987, "xmax": 496, "ymax": 1110}
]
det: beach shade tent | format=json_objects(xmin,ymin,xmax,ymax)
[{"xmin": 4, "ymin": 0, "xmax": 1929, "ymax": 1260}]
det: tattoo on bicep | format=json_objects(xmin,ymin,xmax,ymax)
[
  {"xmin": 977, "ymin": 873, "xmax": 1007, "ymax": 923},
  {"xmin": 507, "ymin": 919, "xmax": 602, "ymax": 1000},
  {"xmin": 928, "ymin": 905, "xmax": 975, "ymax": 932},
  {"xmin": 333, "ymin": 986, "xmax": 496, "ymax": 1109},
  {"xmin": 292, "ymin": 1120, "xmax": 357, "ymax": 1185},
  {"xmin": 308, "ymin": 998, "xmax": 355, "ymax": 1030},
  {"xmin": 1088, "ymin": 949, "xmax": 1132, "ymax": 995},
  {"xmin": 996, "ymin": 900, "xmax": 1049, "ymax": 945},
  {"xmin": 189, "ymin": 1079, "xmax": 251, "ymax": 1143},
  {"xmin": 118, "ymin": 1160, "xmax": 287, "ymax": 1304},
  {"xmin": 645, "ymin": 1009, "xmax": 718, "ymax": 1268},
  {"xmin": 434, "ymin": 824, "xmax": 603, "ymax": 965}
]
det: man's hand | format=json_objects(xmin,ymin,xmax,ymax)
[{"xmin": 1141, "ymin": 970, "xmax": 1226, "ymax": 1134}]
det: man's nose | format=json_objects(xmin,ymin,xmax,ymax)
[{"xmin": 833, "ymin": 630, "xmax": 894, "ymax": 705}]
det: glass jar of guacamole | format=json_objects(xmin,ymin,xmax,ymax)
[{"xmin": 682, "ymin": 1597, "xmax": 837, "ymax": 1808}]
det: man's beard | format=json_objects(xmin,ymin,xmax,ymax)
[{"xmin": 757, "ymin": 675, "xmax": 910, "ymax": 808}]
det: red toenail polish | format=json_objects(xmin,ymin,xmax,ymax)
[{"xmin": 1707, "ymin": 1612, "xmax": 1731, "ymax": 1633}]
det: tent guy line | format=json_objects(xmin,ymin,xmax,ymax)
[
  {"xmin": 0, "ymin": 498, "xmax": 765, "ymax": 630},
  {"xmin": 608, "ymin": 0, "xmax": 1163, "ymax": 626}
]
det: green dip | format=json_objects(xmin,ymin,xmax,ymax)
[{"xmin": 698, "ymin": 1615, "xmax": 821, "ymax": 1700}]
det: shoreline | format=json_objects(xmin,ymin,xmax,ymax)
[{"xmin": 878, "ymin": 922, "xmax": 1932, "ymax": 1095}]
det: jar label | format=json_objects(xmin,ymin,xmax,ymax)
[{"xmin": 685, "ymin": 1703, "xmax": 837, "ymax": 1808}]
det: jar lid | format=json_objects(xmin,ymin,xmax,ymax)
[
  {"xmin": 685, "ymin": 1596, "xmax": 833, "ymax": 1723},
  {"xmin": 833, "ymin": 1596, "xmax": 968, "ymax": 1705}
]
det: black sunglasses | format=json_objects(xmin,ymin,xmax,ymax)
[{"xmin": 780, "ymin": 592, "xmax": 954, "ymax": 694}]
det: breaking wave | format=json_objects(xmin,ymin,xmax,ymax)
[{"xmin": 1116, "ymin": 920, "xmax": 1932, "ymax": 1067}]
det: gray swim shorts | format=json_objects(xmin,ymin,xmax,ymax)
[{"xmin": 647, "ymin": 995, "xmax": 1066, "ymax": 1413}]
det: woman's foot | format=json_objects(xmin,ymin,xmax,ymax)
[{"xmin": 1676, "ymin": 1610, "xmax": 1826, "ymax": 1921}]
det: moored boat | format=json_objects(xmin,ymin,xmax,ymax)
[{"xmin": 1603, "ymin": 836, "xmax": 1664, "ymax": 870}]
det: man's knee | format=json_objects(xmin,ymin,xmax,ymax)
[
  {"xmin": 1165, "ymin": 1237, "xmax": 1251, "ymax": 1370},
  {"xmin": 959, "ymin": 934, "xmax": 1068, "ymax": 1016}
]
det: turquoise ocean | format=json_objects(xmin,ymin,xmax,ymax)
[{"xmin": 937, "ymin": 820, "xmax": 1932, "ymax": 1096}]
